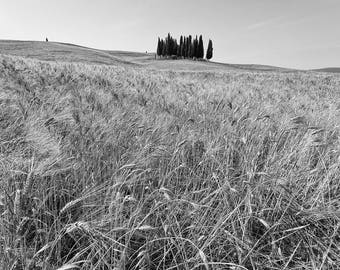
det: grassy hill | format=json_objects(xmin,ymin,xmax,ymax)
[
  {"xmin": 0, "ymin": 41, "xmax": 340, "ymax": 269},
  {"xmin": 2, "ymin": 40, "xmax": 339, "ymax": 73},
  {"xmin": 0, "ymin": 40, "xmax": 139, "ymax": 66},
  {"xmin": 312, "ymin": 67, "xmax": 340, "ymax": 73},
  {"xmin": 0, "ymin": 40, "xmax": 295, "ymax": 72}
]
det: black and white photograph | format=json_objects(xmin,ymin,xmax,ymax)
[{"xmin": 0, "ymin": 0, "xmax": 339, "ymax": 269}]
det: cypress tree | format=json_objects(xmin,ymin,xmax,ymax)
[
  {"xmin": 171, "ymin": 35, "xmax": 175, "ymax": 56},
  {"xmin": 206, "ymin": 39, "xmax": 213, "ymax": 60},
  {"xmin": 169, "ymin": 35, "xmax": 174, "ymax": 56},
  {"xmin": 198, "ymin": 35, "xmax": 204, "ymax": 58},
  {"xmin": 183, "ymin": 37, "xmax": 187, "ymax": 58},
  {"xmin": 166, "ymin": 33, "xmax": 171, "ymax": 57},
  {"xmin": 160, "ymin": 39, "xmax": 164, "ymax": 57},
  {"xmin": 193, "ymin": 36, "xmax": 198, "ymax": 58},
  {"xmin": 174, "ymin": 38, "xmax": 178, "ymax": 56},
  {"xmin": 165, "ymin": 37, "xmax": 169, "ymax": 56},
  {"xmin": 188, "ymin": 35, "xmax": 192, "ymax": 58},
  {"xmin": 161, "ymin": 39, "xmax": 166, "ymax": 57},
  {"xmin": 176, "ymin": 39, "xmax": 181, "ymax": 57},
  {"xmin": 190, "ymin": 37, "xmax": 194, "ymax": 58},
  {"xmin": 157, "ymin": 37, "xmax": 161, "ymax": 57},
  {"xmin": 171, "ymin": 34, "xmax": 175, "ymax": 56},
  {"xmin": 173, "ymin": 39, "xmax": 178, "ymax": 56},
  {"xmin": 179, "ymin": 36, "xmax": 184, "ymax": 58}
]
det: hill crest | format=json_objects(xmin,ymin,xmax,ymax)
[{"xmin": 2, "ymin": 39, "xmax": 337, "ymax": 72}]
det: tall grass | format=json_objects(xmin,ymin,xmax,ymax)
[{"xmin": 0, "ymin": 54, "xmax": 339, "ymax": 269}]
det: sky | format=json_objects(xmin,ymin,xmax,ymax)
[{"xmin": 0, "ymin": 0, "xmax": 339, "ymax": 69}]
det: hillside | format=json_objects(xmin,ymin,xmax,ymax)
[
  {"xmin": 0, "ymin": 40, "xmax": 293, "ymax": 72},
  {"xmin": 0, "ymin": 40, "xmax": 138, "ymax": 66},
  {"xmin": 0, "ymin": 42, "xmax": 340, "ymax": 269},
  {"xmin": 312, "ymin": 67, "xmax": 340, "ymax": 73}
]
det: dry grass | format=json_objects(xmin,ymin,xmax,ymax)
[
  {"xmin": 0, "ymin": 54, "xmax": 340, "ymax": 270},
  {"xmin": 0, "ymin": 40, "xmax": 293, "ymax": 72}
]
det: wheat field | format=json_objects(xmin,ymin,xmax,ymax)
[{"xmin": 0, "ymin": 52, "xmax": 340, "ymax": 269}]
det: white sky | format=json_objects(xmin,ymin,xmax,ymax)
[{"xmin": 1, "ymin": 0, "xmax": 339, "ymax": 69}]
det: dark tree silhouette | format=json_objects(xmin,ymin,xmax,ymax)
[
  {"xmin": 193, "ymin": 36, "xmax": 198, "ymax": 58},
  {"xmin": 206, "ymin": 39, "xmax": 213, "ymax": 60},
  {"xmin": 179, "ymin": 36, "xmax": 184, "ymax": 58},
  {"xmin": 165, "ymin": 33, "xmax": 172, "ymax": 57},
  {"xmin": 156, "ymin": 34, "xmax": 212, "ymax": 60},
  {"xmin": 198, "ymin": 35, "xmax": 204, "ymax": 58},
  {"xmin": 173, "ymin": 39, "xmax": 178, "ymax": 56},
  {"xmin": 161, "ymin": 39, "xmax": 166, "ymax": 57},
  {"xmin": 183, "ymin": 37, "xmax": 187, "ymax": 58},
  {"xmin": 176, "ymin": 39, "xmax": 181, "ymax": 57},
  {"xmin": 188, "ymin": 35, "xmax": 193, "ymax": 58},
  {"xmin": 157, "ymin": 37, "xmax": 162, "ymax": 57}
]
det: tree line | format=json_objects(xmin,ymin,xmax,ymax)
[{"xmin": 156, "ymin": 33, "xmax": 213, "ymax": 60}]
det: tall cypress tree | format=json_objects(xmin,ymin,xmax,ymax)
[
  {"xmin": 161, "ymin": 39, "xmax": 166, "ymax": 57},
  {"xmin": 173, "ymin": 39, "xmax": 178, "ymax": 56},
  {"xmin": 198, "ymin": 35, "xmax": 204, "ymax": 58},
  {"xmin": 206, "ymin": 39, "xmax": 213, "ymax": 60},
  {"xmin": 166, "ymin": 33, "xmax": 171, "ymax": 57},
  {"xmin": 193, "ymin": 36, "xmax": 198, "ymax": 58},
  {"xmin": 183, "ymin": 37, "xmax": 187, "ymax": 58},
  {"xmin": 176, "ymin": 39, "xmax": 181, "ymax": 57},
  {"xmin": 174, "ymin": 38, "xmax": 178, "ymax": 56},
  {"xmin": 171, "ymin": 35, "xmax": 175, "ymax": 56},
  {"xmin": 188, "ymin": 35, "xmax": 192, "ymax": 58},
  {"xmin": 170, "ymin": 36, "xmax": 174, "ymax": 56},
  {"xmin": 157, "ymin": 37, "xmax": 161, "ymax": 57},
  {"xmin": 179, "ymin": 36, "xmax": 184, "ymax": 58}
]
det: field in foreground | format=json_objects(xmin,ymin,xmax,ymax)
[{"xmin": 0, "ymin": 51, "xmax": 340, "ymax": 270}]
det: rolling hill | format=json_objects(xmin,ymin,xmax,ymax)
[
  {"xmin": 0, "ymin": 40, "xmax": 138, "ymax": 66},
  {"xmin": 0, "ymin": 39, "xmax": 295, "ymax": 72},
  {"xmin": 2, "ymin": 40, "xmax": 339, "ymax": 72},
  {"xmin": 312, "ymin": 67, "xmax": 340, "ymax": 73}
]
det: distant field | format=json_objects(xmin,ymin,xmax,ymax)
[
  {"xmin": 312, "ymin": 67, "xmax": 340, "ymax": 73},
  {"xmin": 0, "ymin": 41, "xmax": 340, "ymax": 269},
  {"xmin": 0, "ymin": 40, "xmax": 138, "ymax": 66},
  {"xmin": 0, "ymin": 40, "xmax": 296, "ymax": 72}
]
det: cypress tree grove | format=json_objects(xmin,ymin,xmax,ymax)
[
  {"xmin": 156, "ymin": 34, "xmax": 210, "ymax": 60},
  {"xmin": 206, "ymin": 39, "xmax": 213, "ymax": 60}
]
